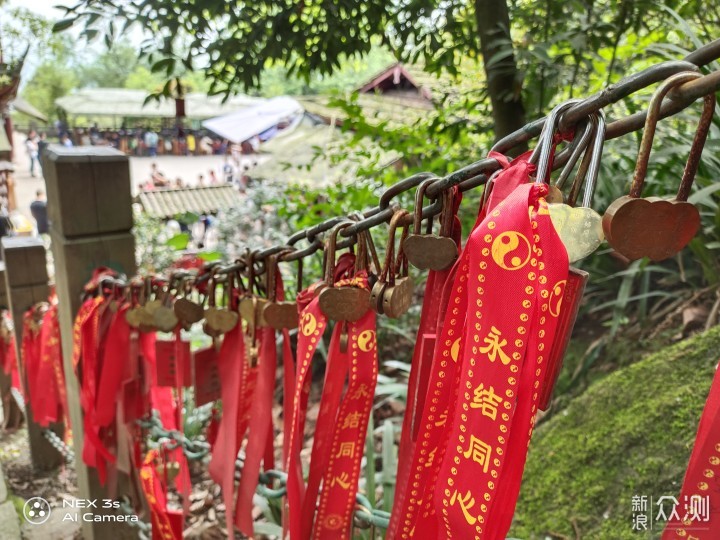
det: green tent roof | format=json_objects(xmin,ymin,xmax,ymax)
[{"xmin": 56, "ymin": 88, "xmax": 263, "ymax": 120}]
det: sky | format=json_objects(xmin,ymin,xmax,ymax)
[
  {"xmin": 5, "ymin": 0, "xmax": 143, "ymax": 84},
  {"xmin": 5, "ymin": 0, "xmax": 68, "ymax": 84},
  {"xmin": 7, "ymin": 0, "xmax": 64, "ymax": 18}
]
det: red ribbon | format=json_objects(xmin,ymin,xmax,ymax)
[
  {"xmin": 284, "ymin": 266, "xmax": 378, "ymax": 539},
  {"xmin": 140, "ymin": 449, "xmax": 183, "ymax": 540},
  {"xmin": 235, "ymin": 324, "xmax": 277, "ymax": 534},
  {"xmin": 388, "ymin": 187, "xmax": 463, "ymax": 538},
  {"xmin": 663, "ymin": 362, "xmax": 720, "ymax": 539},
  {"xmin": 35, "ymin": 303, "xmax": 68, "ymax": 428},
  {"xmin": 285, "ymin": 293, "xmax": 329, "ymax": 539},
  {"xmin": 72, "ymin": 297, "xmax": 117, "ymax": 484},
  {"xmin": 313, "ymin": 307, "xmax": 378, "ymax": 539},
  {"xmin": 391, "ymin": 155, "xmax": 569, "ymax": 539},
  {"xmin": 21, "ymin": 307, "xmax": 43, "ymax": 419},
  {"xmin": 208, "ymin": 322, "xmax": 248, "ymax": 536}
]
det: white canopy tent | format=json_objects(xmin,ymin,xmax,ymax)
[{"xmin": 201, "ymin": 96, "xmax": 303, "ymax": 143}]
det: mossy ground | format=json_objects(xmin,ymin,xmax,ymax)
[{"xmin": 510, "ymin": 326, "xmax": 720, "ymax": 540}]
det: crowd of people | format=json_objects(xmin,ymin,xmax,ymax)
[
  {"xmin": 48, "ymin": 122, "xmax": 259, "ymax": 158},
  {"xmin": 138, "ymin": 157, "xmax": 257, "ymax": 192}
]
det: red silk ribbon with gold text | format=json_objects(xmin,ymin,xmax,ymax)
[
  {"xmin": 391, "ymin": 155, "xmax": 569, "ymax": 539},
  {"xmin": 388, "ymin": 185, "xmax": 463, "ymax": 538},
  {"xmin": 663, "ymin": 362, "xmax": 720, "ymax": 539},
  {"xmin": 140, "ymin": 449, "xmax": 183, "ymax": 540},
  {"xmin": 285, "ymin": 290, "xmax": 328, "ymax": 540},
  {"xmin": 284, "ymin": 266, "xmax": 378, "ymax": 540}
]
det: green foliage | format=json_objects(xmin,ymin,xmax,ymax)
[
  {"xmin": 0, "ymin": 6, "xmax": 55, "ymax": 62},
  {"xmin": 133, "ymin": 208, "xmax": 178, "ymax": 273},
  {"xmin": 165, "ymin": 232, "xmax": 190, "ymax": 250},
  {"xmin": 256, "ymin": 46, "xmax": 397, "ymax": 97},
  {"xmin": 512, "ymin": 326, "xmax": 720, "ymax": 539},
  {"xmin": 75, "ymin": 42, "xmax": 140, "ymax": 88},
  {"xmin": 21, "ymin": 60, "xmax": 78, "ymax": 121}
]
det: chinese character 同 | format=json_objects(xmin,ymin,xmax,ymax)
[
  {"xmin": 463, "ymin": 435, "xmax": 492, "ymax": 473},
  {"xmin": 335, "ymin": 442, "xmax": 355, "ymax": 459}
]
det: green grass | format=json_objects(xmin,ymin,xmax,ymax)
[{"xmin": 511, "ymin": 326, "xmax": 720, "ymax": 540}]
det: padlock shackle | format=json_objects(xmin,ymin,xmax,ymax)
[
  {"xmin": 380, "ymin": 209, "xmax": 410, "ymax": 285},
  {"xmin": 555, "ymin": 116, "xmax": 596, "ymax": 191},
  {"xmin": 411, "ymin": 179, "xmax": 436, "ymax": 236},
  {"xmin": 322, "ymin": 221, "xmax": 355, "ymax": 285},
  {"xmin": 564, "ymin": 111, "xmax": 606, "ymax": 207},
  {"xmin": 630, "ymin": 71, "xmax": 716, "ymax": 200},
  {"xmin": 531, "ymin": 99, "xmax": 583, "ymax": 184}
]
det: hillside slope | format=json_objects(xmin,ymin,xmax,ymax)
[{"xmin": 511, "ymin": 326, "xmax": 720, "ymax": 539}]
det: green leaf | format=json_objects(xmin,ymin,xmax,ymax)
[
  {"xmin": 52, "ymin": 17, "xmax": 76, "ymax": 32},
  {"xmin": 688, "ymin": 183, "xmax": 720, "ymax": 207},
  {"xmin": 165, "ymin": 233, "xmax": 190, "ymax": 250},
  {"xmin": 253, "ymin": 522, "xmax": 283, "ymax": 536},
  {"xmin": 198, "ymin": 251, "xmax": 222, "ymax": 262}
]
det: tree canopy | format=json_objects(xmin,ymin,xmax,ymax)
[{"xmin": 53, "ymin": 0, "xmax": 718, "ymax": 140}]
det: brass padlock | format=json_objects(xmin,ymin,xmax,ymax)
[
  {"xmin": 602, "ymin": 71, "xmax": 712, "ymax": 262},
  {"xmin": 204, "ymin": 272, "xmax": 239, "ymax": 336},
  {"xmin": 124, "ymin": 280, "xmax": 145, "ymax": 329},
  {"xmin": 136, "ymin": 277, "xmax": 158, "ymax": 333},
  {"xmin": 262, "ymin": 252, "xmax": 299, "ymax": 330},
  {"xmin": 174, "ymin": 276, "xmax": 205, "ymax": 328},
  {"xmin": 153, "ymin": 278, "xmax": 180, "ymax": 333},
  {"xmin": 318, "ymin": 222, "xmax": 371, "ymax": 322},
  {"xmin": 381, "ymin": 210, "xmax": 414, "ymax": 319},
  {"xmin": 403, "ymin": 180, "xmax": 458, "ymax": 271}
]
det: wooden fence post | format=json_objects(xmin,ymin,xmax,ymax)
[
  {"xmin": 43, "ymin": 144, "xmax": 137, "ymax": 540},
  {"xmin": 1, "ymin": 237, "xmax": 63, "ymax": 470}
]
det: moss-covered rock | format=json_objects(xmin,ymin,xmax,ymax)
[{"xmin": 511, "ymin": 326, "xmax": 720, "ymax": 540}]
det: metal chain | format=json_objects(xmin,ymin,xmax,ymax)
[
  {"xmin": 41, "ymin": 429, "xmax": 75, "ymax": 463},
  {"xmin": 252, "ymin": 467, "xmax": 391, "ymax": 529},
  {"xmin": 118, "ymin": 501, "xmax": 151, "ymax": 540},
  {"xmin": 137, "ymin": 411, "xmax": 212, "ymax": 461}
]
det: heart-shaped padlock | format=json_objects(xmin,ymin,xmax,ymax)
[
  {"xmin": 261, "ymin": 252, "xmax": 300, "ymax": 330},
  {"xmin": 529, "ymin": 100, "xmax": 606, "ymax": 263},
  {"xmin": 204, "ymin": 273, "xmax": 239, "ymax": 336},
  {"xmin": 318, "ymin": 222, "xmax": 371, "ymax": 322},
  {"xmin": 602, "ymin": 71, "xmax": 714, "ymax": 261},
  {"xmin": 403, "ymin": 179, "xmax": 458, "ymax": 271},
  {"xmin": 174, "ymin": 277, "xmax": 204, "ymax": 327},
  {"xmin": 548, "ymin": 111, "xmax": 606, "ymax": 263}
]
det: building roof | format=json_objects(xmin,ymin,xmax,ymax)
[
  {"xmin": 10, "ymin": 96, "xmax": 47, "ymax": 122},
  {"xmin": 249, "ymin": 114, "xmax": 399, "ymax": 185},
  {"xmin": 136, "ymin": 185, "xmax": 244, "ymax": 219},
  {"xmin": 297, "ymin": 61, "xmax": 481, "ymax": 127},
  {"xmin": 202, "ymin": 96, "xmax": 303, "ymax": 143},
  {"xmin": 56, "ymin": 88, "xmax": 264, "ymax": 120}
]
